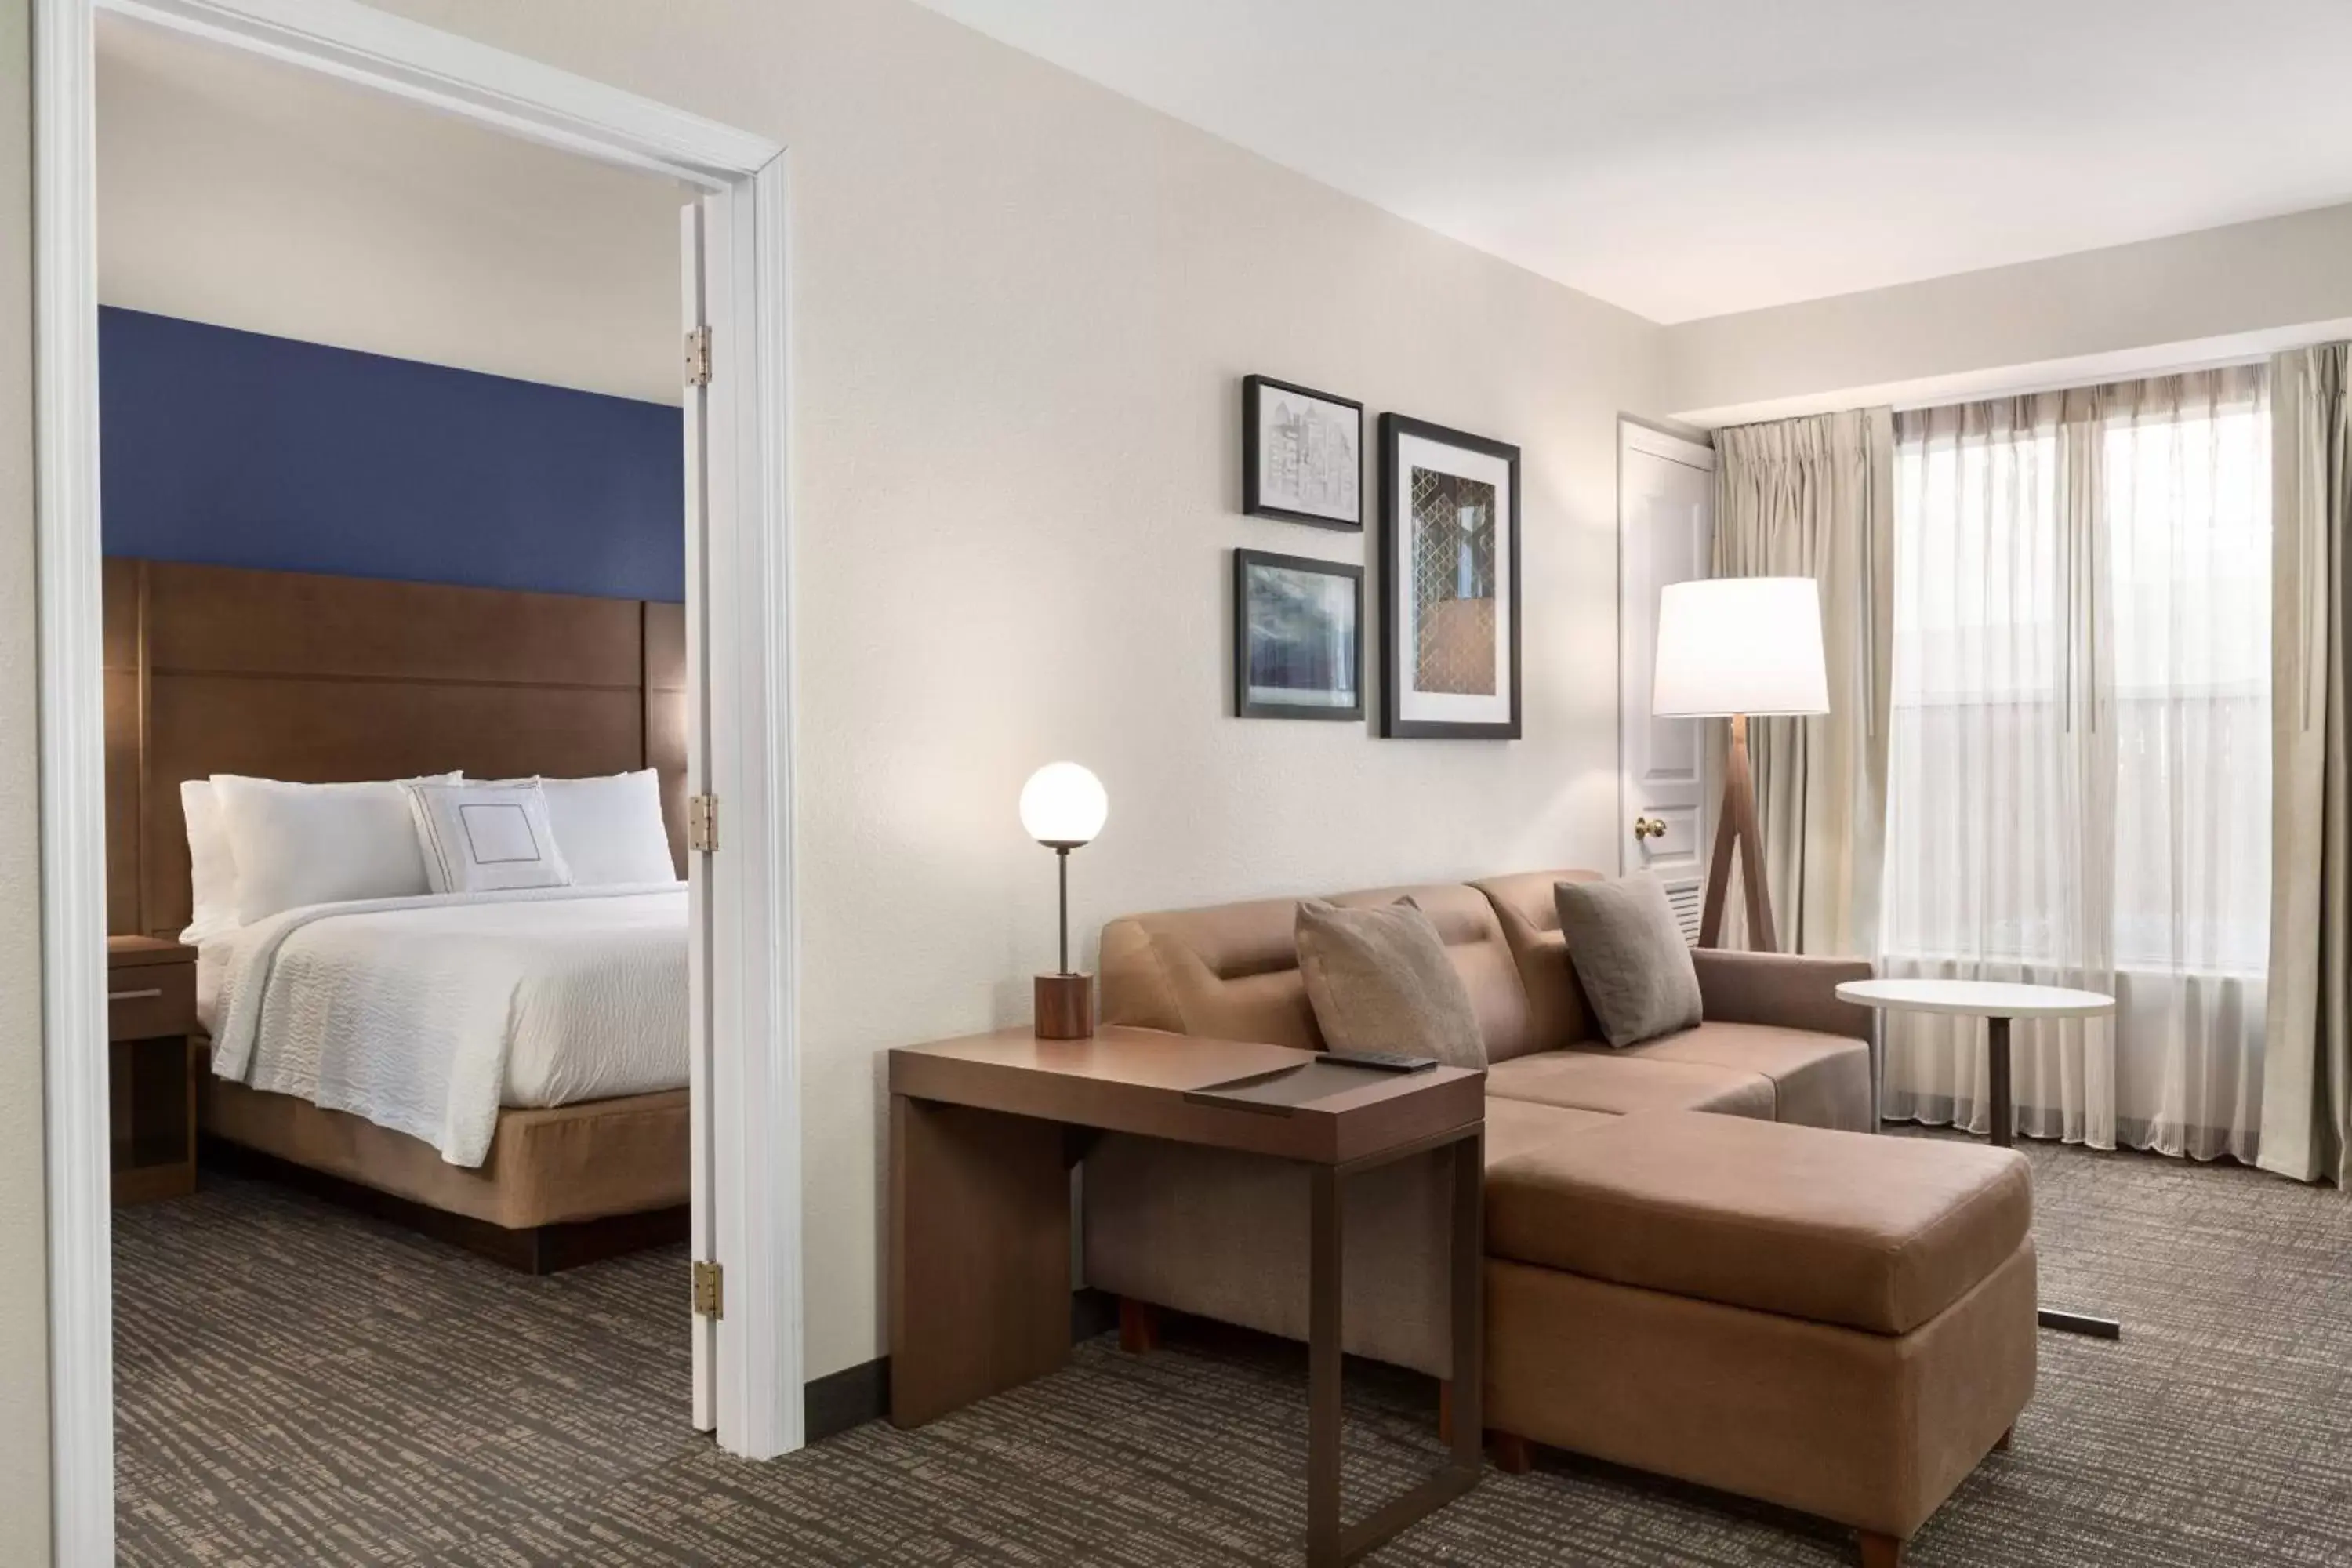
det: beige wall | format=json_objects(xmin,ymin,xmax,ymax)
[
  {"xmin": 1662, "ymin": 201, "xmax": 2352, "ymax": 426},
  {"xmin": 97, "ymin": 14, "xmax": 685, "ymax": 404},
  {"xmin": 0, "ymin": 0, "xmax": 53, "ymax": 1555},
  {"xmin": 358, "ymin": 0, "xmax": 1664, "ymax": 1380}
]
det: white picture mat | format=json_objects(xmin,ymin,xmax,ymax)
[
  {"xmin": 1392, "ymin": 431, "xmax": 1514, "ymax": 726},
  {"xmin": 1255, "ymin": 388, "xmax": 1361, "ymax": 522}
]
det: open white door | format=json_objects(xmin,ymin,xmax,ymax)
[
  {"xmin": 680, "ymin": 199, "xmax": 719, "ymax": 1432},
  {"xmin": 695, "ymin": 165, "xmax": 803, "ymax": 1461},
  {"xmin": 681, "ymin": 179, "xmax": 803, "ymax": 1451},
  {"xmin": 1618, "ymin": 420, "xmax": 1715, "ymax": 938}
]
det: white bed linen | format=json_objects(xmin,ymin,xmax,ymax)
[{"xmin": 205, "ymin": 884, "xmax": 687, "ymax": 1168}]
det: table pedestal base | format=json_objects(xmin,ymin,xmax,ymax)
[
  {"xmin": 2037, "ymin": 1307, "xmax": 2122, "ymax": 1340},
  {"xmin": 1987, "ymin": 1015, "xmax": 2123, "ymax": 1344}
]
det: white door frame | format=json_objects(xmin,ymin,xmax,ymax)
[
  {"xmin": 1617, "ymin": 417, "xmax": 1717, "ymax": 929},
  {"xmin": 32, "ymin": 2, "xmax": 801, "ymax": 1561}
]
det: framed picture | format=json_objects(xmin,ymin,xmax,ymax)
[
  {"xmin": 1243, "ymin": 375, "xmax": 1363, "ymax": 529},
  {"xmin": 1232, "ymin": 549, "xmax": 1364, "ymax": 720},
  {"xmin": 1377, "ymin": 413, "xmax": 1521, "ymax": 739}
]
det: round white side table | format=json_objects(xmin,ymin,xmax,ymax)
[{"xmin": 1836, "ymin": 977, "xmax": 2120, "ymax": 1341}]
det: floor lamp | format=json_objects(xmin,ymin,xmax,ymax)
[{"xmin": 1650, "ymin": 577, "xmax": 1829, "ymax": 953}]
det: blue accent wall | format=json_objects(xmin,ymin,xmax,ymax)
[{"xmin": 100, "ymin": 307, "xmax": 684, "ymax": 601}]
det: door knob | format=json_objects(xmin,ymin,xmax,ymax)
[{"xmin": 1632, "ymin": 816, "xmax": 1667, "ymax": 841}]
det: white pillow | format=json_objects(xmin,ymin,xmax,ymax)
[
  {"xmin": 180, "ymin": 779, "xmax": 242, "ymax": 943},
  {"xmin": 405, "ymin": 780, "xmax": 573, "ymax": 895},
  {"xmin": 538, "ymin": 770, "xmax": 679, "ymax": 887},
  {"xmin": 212, "ymin": 772, "xmax": 460, "ymax": 925}
]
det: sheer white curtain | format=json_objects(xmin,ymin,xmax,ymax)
[{"xmin": 1880, "ymin": 367, "xmax": 2272, "ymax": 1160}]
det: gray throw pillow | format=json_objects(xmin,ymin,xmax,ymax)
[
  {"xmin": 1554, "ymin": 873, "xmax": 1703, "ymax": 1047},
  {"xmin": 1294, "ymin": 897, "xmax": 1487, "ymax": 1069}
]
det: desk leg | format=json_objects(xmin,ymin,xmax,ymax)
[
  {"xmin": 888, "ymin": 1094, "xmax": 1071, "ymax": 1428},
  {"xmin": 1308, "ymin": 1136, "xmax": 1485, "ymax": 1568},
  {"xmin": 1307, "ymin": 1165, "xmax": 1343, "ymax": 1568},
  {"xmin": 1447, "ymin": 1132, "xmax": 1483, "ymax": 1477}
]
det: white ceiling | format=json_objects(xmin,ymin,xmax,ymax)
[{"xmin": 914, "ymin": 0, "xmax": 2352, "ymax": 325}]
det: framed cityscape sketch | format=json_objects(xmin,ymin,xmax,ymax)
[
  {"xmin": 1232, "ymin": 549, "xmax": 1363, "ymax": 720},
  {"xmin": 1377, "ymin": 412, "xmax": 1521, "ymax": 739},
  {"xmin": 1243, "ymin": 375, "xmax": 1363, "ymax": 529}
]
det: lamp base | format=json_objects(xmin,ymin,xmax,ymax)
[
  {"xmin": 1034, "ymin": 973, "xmax": 1095, "ymax": 1040},
  {"xmin": 1698, "ymin": 712, "xmax": 1779, "ymax": 953}
]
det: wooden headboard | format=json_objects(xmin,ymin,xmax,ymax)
[{"xmin": 103, "ymin": 558, "xmax": 688, "ymax": 939}]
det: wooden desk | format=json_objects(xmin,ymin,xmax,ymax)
[{"xmin": 890, "ymin": 1025, "xmax": 1485, "ymax": 1568}]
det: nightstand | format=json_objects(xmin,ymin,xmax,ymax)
[{"xmin": 107, "ymin": 935, "xmax": 198, "ymax": 1204}]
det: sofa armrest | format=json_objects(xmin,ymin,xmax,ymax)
[{"xmin": 1691, "ymin": 949, "xmax": 1875, "ymax": 1040}]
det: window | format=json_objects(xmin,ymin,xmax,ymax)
[
  {"xmin": 2100, "ymin": 404, "xmax": 2270, "ymax": 972},
  {"xmin": 1878, "ymin": 366, "xmax": 2270, "ymax": 1159},
  {"xmin": 1883, "ymin": 374, "xmax": 2270, "ymax": 973}
]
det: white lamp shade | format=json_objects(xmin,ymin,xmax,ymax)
[
  {"xmin": 1651, "ymin": 577, "xmax": 1830, "ymax": 717},
  {"xmin": 1018, "ymin": 762, "xmax": 1109, "ymax": 847}
]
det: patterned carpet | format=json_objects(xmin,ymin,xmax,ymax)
[{"xmin": 115, "ymin": 1138, "xmax": 2352, "ymax": 1566}]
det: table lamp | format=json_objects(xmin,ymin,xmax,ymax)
[
  {"xmin": 1650, "ymin": 577, "xmax": 1828, "ymax": 952},
  {"xmin": 1019, "ymin": 761, "xmax": 1109, "ymax": 1039}
]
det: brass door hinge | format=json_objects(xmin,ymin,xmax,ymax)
[
  {"xmin": 688, "ymin": 793, "xmax": 718, "ymax": 853},
  {"xmin": 691, "ymin": 1258, "xmax": 724, "ymax": 1319},
  {"xmin": 684, "ymin": 325, "xmax": 713, "ymax": 388}
]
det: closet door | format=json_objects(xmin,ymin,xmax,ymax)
[{"xmin": 1617, "ymin": 421, "xmax": 1715, "ymax": 938}]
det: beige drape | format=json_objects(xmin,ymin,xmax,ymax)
[
  {"xmin": 2259, "ymin": 343, "xmax": 2352, "ymax": 1188},
  {"xmin": 1710, "ymin": 408, "xmax": 1895, "ymax": 957}
]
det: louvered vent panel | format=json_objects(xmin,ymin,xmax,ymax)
[{"xmin": 1665, "ymin": 881, "xmax": 1704, "ymax": 945}]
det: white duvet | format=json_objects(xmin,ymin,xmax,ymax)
[{"xmin": 205, "ymin": 884, "xmax": 688, "ymax": 1168}]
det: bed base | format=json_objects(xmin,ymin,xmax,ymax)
[{"xmin": 201, "ymin": 1135, "xmax": 688, "ymax": 1274}]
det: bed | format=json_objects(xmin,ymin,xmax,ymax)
[{"xmin": 103, "ymin": 557, "xmax": 693, "ymax": 1269}]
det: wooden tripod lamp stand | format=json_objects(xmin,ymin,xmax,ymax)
[{"xmin": 1650, "ymin": 577, "xmax": 1828, "ymax": 953}]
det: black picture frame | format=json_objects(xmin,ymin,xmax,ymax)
[
  {"xmin": 1242, "ymin": 375, "xmax": 1364, "ymax": 530},
  {"xmin": 1232, "ymin": 548, "xmax": 1365, "ymax": 721},
  {"xmin": 1377, "ymin": 412, "xmax": 1523, "ymax": 739}
]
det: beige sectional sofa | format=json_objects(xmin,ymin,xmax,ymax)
[{"xmin": 1087, "ymin": 868, "xmax": 2036, "ymax": 1567}]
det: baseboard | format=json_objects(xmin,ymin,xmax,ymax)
[
  {"xmin": 1069, "ymin": 1284, "xmax": 1118, "ymax": 1341},
  {"xmin": 806, "ymin": 1287, "xmax": 1118, "ymax": 1441},
  {"xmin": 804, "ymin": 1356, "xmax": 890, "ymax": 1442}
]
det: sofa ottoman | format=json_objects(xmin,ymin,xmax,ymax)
[{"xmin": 1480, "ymin": 1112, "xmax": 2036, "ymax": 1567}]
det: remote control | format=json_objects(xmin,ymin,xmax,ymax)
[{"xmin": 1323, "ymin": 1050, "xmax": 1438, "ymax": 1073}]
